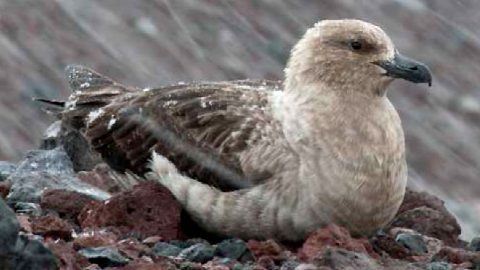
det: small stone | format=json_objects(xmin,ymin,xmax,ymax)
[
  {"xmin": 215, "ymin": 238, "xmax": 253, "ymax": 261},
  {"xmin": 78, "ymin": 246, "xmax": 129, "ymax": 268},
  {"xmin": 298, "ymin": 224, "xmax": 376, "ymax": 261},
  {"xmin": 47, "ymin": 239, "xmax": 90, "ymax": 270},
  {"xmin": 13, "ymin": 202, "xmax": 43, "ymax": 216},
  {"xmin": 468, "ymin": 237, "xmax": 480, "ymax": 252},
  {"xmin": 279, "ymin": 260, "xmax": 300, "ymax": 270},
  {"xmin": 72, "ymin": 229, "xmax": 118, "ymax": 249},
  {"xmin": 179, "ymin": 243, "xmax": 216, "ymax": 263},
  {"xmin": 425, "ymin": 261, "xmax": 452, "ymax": 270},
  {"xmin": 116, "ymin": 238, "xmax": 150, "ymax": 260},
  {"xmin": 142, "ymin": 235, "xmax": 163, "ymax": 246},
  {"xmin": 247, "ymin": 239, "xmax": 284, "ymax": 259},
  {"xmin": 30, "ymin": 215, "xmax": 73, "ymax": 240},
  {"xmin": 152, "ymin": 242, "xmax": 182, "ymax": 257},
  {"xmin": 40, "ymin": 189, "xmax": 97, "ymax": 221},
  {"xmin": 0, "ymin": 161, "xmax": 16, "ymax": 181},
  {"xmin": 0, "ymin": 181, "xmax": 11, "ymax": 199},
  {"xmin": 311, "ymin": 247, "xmax": 380, "ymax": 269},
  {"xmin": 170, "ymin": 238, "xmax": 209, "ymax": 249},
  {"xmin": 395, "ymin": 232, "xmax": 428, "ymax": 256},
  {"xmin": 12, "ymin": 235, "xmax": 58, "ymax": 270}
]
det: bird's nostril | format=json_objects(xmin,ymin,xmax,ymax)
[{"xmin": 409, "ymin": 66, "xmax": 418, "ymax": 71}]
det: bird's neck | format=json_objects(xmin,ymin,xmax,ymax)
[{"xmin": 278, "ymin": 81, "xmax": 403, "ymax": 158}]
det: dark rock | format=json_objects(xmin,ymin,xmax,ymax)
[
  {"xmin": 392, "ymin": 188, "xmax": 461, "ymax": 246},
  {"xmin": 179, "ymin": 243, "xmax": 215, "ymax": 263},
  {"xmin": 390, "ymin": 206, "xmax": 460, "ymax": 248},
  {"xmin": 6, "ymin": 147, "xmax": 110, "ymax": 204},
  {"xmin": 279, "ymin": 260, "xmax": 300, "ymax": 270},
  {"xmin": 298, "ymin": 224, "xmax": 377, "ymax": 261},
  {"xmin": 247, "ymin": 239, "xmax": 284, "ymax": 259},
  {"xmin": 13, "ymin": 202, "xmax": 42, "ymax": 216},
  {"xmin": 30, "ymin": 215, "xmax": 73, "ymax": 240},
  {"xmin": 0, "ymin": 197, "xmax": 21, "ymax": 258},
  {"xmin": 79, "ymin": 182, "xmax": 181, "ymax": 240},
  {"xmin": 170, "ymin": 238, "xmax": 209, "ymax": 249},
  {"xmin": 215, "ymin": 238, "xmax": 253, "ymax": 262},
  {"xmin": 9, "ymin": 235, "xmax": 58, "ymax": 270},
  {"xmin": 370, "ymin": 230, "xmax": 410, "ymax": 259},
  {"xmin": 0, "ymin": 161, "xmax": 16, "ymax": 181},
  {"xmin": 0, "ymin": 181, "xmax": 12, "ymax": 198},
  {"xmin": 40, "ymin": 121, "xmax": 102, "ymax": 172},
  {"xmin": 395, "ymin": 233, "xmax": 428, "ymax": 256},
  {"xmin": 311, "ymin": 247, "xmax": 380, "ymax": 270},
  {"xmin": 432, "ymin": 246, "xmax": 480, "ymax": 265},
  {"xmin": 424, "ymin": 261, "xmax": 452, "ymax": 270},
  {"xmin": 72, "ymin": 229, "xmax": 118, "ymax": 250},
  {"xmin": 152, "ymin": 242, "xmax": 182, "ymax": 257},
  {"xmin": 47, "ymin": 240, "xmax": 90, "ymax": 270},
  {"xmin": 468, "ymin": 237, "xmax": 480, "ymax": 252},
  {"xmin": 40, "ymin": 189, "xmax": 97, "ymax": 221},
  {"xmin": 78, "ymin": 246, "xmax": 129, "ymax": 268}
]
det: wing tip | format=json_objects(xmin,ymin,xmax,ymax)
[{"xmin": 65, "ymin": 64, "xmax": 115, "ymax": 92}]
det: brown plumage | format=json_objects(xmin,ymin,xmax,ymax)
[{"xmin": 49, "ymin": 19, "xmax": 432, "ymax": 241}]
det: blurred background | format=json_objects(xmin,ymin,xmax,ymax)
[{"xmin": 0, "ymin": 1, "xmax": 479, "ymax": 238}]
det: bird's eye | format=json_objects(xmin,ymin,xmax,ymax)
[{"xmin": 350, "ymin": 40, "xmax": 363, "ymax": 51}]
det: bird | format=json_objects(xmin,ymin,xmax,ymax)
[{"xmin": 41, "ymin": 19, "xmax": 431, "ymax": 241}]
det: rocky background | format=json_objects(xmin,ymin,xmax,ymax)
[{"xmin": 0, "ymin": 1, "xmax": 479, "ymax": 268}]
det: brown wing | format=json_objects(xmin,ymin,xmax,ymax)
[{"xmin": 63, "ymin": 65, "xmax": 282, "ymax": 191}]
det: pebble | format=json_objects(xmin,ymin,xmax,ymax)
[
  {"xmin": 78, "ymin": 246, "xmax": 129, "ymax": 267},
  {"xmin": 152, "ymin": 242, "xmax": 182, "ymax": 257},
  {"xmin": 179, "ymin": 243, "xmax": 216, "ymax": 263},
  {"xmin": 468, "ymin": 237, "xmax": 480, "ymax": 252},
  {"xmin": 215, "ymin": 238, "xmax": 252, "ymax": 261},
  {"xmin": 0, "ymin": 161, "xmax": 16, "ymax": 181},
  {"xmin": 395, "ymin": 232, "xmax": 428, "ymax": 255},
  {"xmin": 425, "ymin": 261, "xmax": 452, "ymax": 270}
]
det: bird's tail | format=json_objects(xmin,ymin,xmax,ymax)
[{"xmin": 36, "ymin": 65, "xmax": 135, "ymax": 128}]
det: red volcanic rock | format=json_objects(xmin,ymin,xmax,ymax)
[
  {"xmin": 391, "ymin": 188, "xmax": 461, "ymax": 246},
  {"xmin": 73, "ymin": 229, "xmax": 118, "ymax": 250},
  {"xmin": 298, "ymin": 224, "xmax": 378, "ymax": 261},
  {"xmin": 0, "ymin": 181, "xmax": 11, "ymax": 198},
  {"xmin": 79, "ymin": 182, "xmax": 181, "ymax": 240},
  {"xmin": 40, "ymin": 189, "xmax": 97, "ymax": 222},
  {"xmin": 247, "ymin": 239, "xmax": 285, "ymax": 259},
  {"xmin": 390, "ymin": 206, "xmax": 460, "ymax": 247},
  {"xmin": 46, "ymin": 240, "xmax": 91, "ymax": 270},
  {"xmin": 31, "ymin": 215, "xmax": 73, "ymax": 239},
  {"xmin": 433, "ymin": 246, "xmax": 480, "ymax": 265}
]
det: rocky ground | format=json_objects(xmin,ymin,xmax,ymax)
[{"xmin": 0, "ymin": 123, "xmax": 478, "ymax": 270}]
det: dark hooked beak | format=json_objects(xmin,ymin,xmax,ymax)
[{"xmin": 373, "ymin": 52, "xmax": 432, "ymax": 86}]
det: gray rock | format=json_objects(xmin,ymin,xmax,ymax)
[
  {"xmin": 0, "ymin": 198, "xmax": 57, "ymax": 269},
  {"xmin": 215, "ymin": 238, "xmax": 253, "ymax": 262},
  {"xmin": 468, "ymin": 236, "xmax": 480, "ymax": 252},
  {"xmin": 0, "ymin": 161, "xmax": 17, "ymax": 181},
  {"xmin": 280, "ymin": 260, "xmax": 301, "ymax": 270},
  {"xmin": 424, "ymin": 261, "xmax": 452, "ymax": 270},
  {"xmin": 13, "ymin": 202, "xmax": 42, "ymax": 216},
  {"xmin": 0, "ymin": 197, "xmax": 20, "ymax": 257},
  {"xmin": 395, "ymin": 232, "xmax": 428, "ymax": 256},
  {"xmin": 152, "ymin": 242, "xmax": 182, "ymax": 257},
  {"xmin": 179, "ymin": 243, "xmax": 215, "ymax": 263},
  {"xmin": 170, "ymin": 238, "xmax": 209, "ymax": 249},
  {"xmin": 78, "ymin": 246, "xmax": 128, "ymax": 268},
  {"xmin": 14, "ymin": 147, "xmax": 75, "ymax": 175},
  {"xmin": 41, "ymin": 121, "xmax": 102, "ymax": 172},
  {"xmin": 6, "ymin": 147, "xmax": 110, "ymax": 204}
]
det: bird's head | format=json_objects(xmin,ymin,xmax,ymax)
[{"xmin": 285, "ymin": 19, "xmax": 432, "ymax": 97}]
